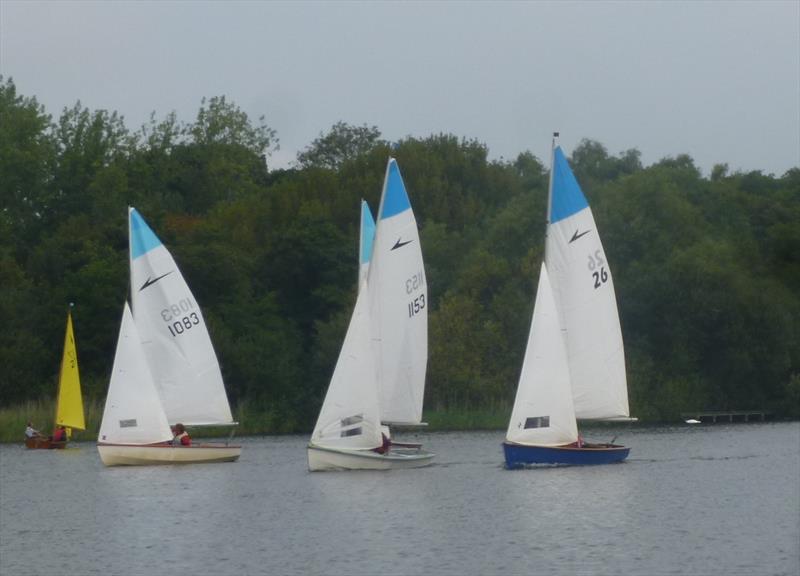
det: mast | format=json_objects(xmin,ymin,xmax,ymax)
[
  {"xmin": 546, "ymin": 132, "xmax": 559, "ymax": 229},
  {"xmin": 358, "ymin": 198, "xmax": 365, "ymax": 286},
  {"xmin": 127, "ymin": 206, "xmax": 133, "ymax": 311}
]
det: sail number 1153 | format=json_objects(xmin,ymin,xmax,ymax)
[{"xmin": 406, "ymin": 271, "xmax": 425, "ymax": 318}]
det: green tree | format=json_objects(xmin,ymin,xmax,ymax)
[{"xmin": 296, "ymin": 121, "xmax": 384, "ymax": 170}]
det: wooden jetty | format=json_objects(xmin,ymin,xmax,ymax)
[{"xmin": 681, "ymin": 410, "xmax": 770, "ymax": 423}]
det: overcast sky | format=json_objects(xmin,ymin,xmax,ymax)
[{"xmin": 2, "ymin": 1, "xmax": 798, "ymax": 175}]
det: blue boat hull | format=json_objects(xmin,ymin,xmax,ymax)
[{"xmin": 503, "ymin": 442, "xmax": 629, "ymax": 468}]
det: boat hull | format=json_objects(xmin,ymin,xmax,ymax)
[
  {"xmin": 307, "ymin": 444, "xmax": 434, "ymax": 471},
  {"xmin": 25, "ymin": 437, "xmax": 67, "ymax": 450},
  {"xmin": 97, "ymin": 443, "xmax": 241, "ymax": 466},
  {"xmin": 503, "ymin": 441, "xmax": 629, "ymax": 468}
]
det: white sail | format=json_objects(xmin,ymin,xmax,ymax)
[
  {"xmin": 359, "ymin": 199, "xmax": 376, "ymax": 288},
  {"xmin": 99, "ymin": 303, "xmax": 173, "ymax": 445},
  {"xmin": 128, "ymin": 207, "xmax": 234, "ymax": 426},
  {"xmin": 544, "ymin": 147, "xmax": 630, "ymax": 420},
  {"xmin": 311, "ymin": 282, "xmax": 383, "ymax": 450},
  {"xmin": 506, "ymin": 264, "xmax": 579, "ymax": 446},
  {"xmin": 368, "ymin": 158, "xmax": 428, "ymax": 425}
]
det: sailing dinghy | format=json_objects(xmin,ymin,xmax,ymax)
[
  {"xmin": 97, "ymin": 208, "xmax": 241, "ymax": 466},
  {"xmin": 307, "ymin": 159, "xmax": 433, "ymax": 471},
  {"xmin": 503, "ymin": 135, "xmax": 631, "ymax": 467},
  {"xmin": 26, "ymin": 307, "xmax": 85, "ymax": 449}
]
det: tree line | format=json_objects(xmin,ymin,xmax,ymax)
[{"xmin": 1, "ymin": 77, "xmax": 798, "ymax": 428}]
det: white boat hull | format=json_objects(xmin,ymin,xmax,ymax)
[
  {"xmin": 97, "ymin": 443, "xmax": 241, "ymax": 466},
  {"xmin": 307, "ymin": 444, "xmax": 434, "ymax": 471}
]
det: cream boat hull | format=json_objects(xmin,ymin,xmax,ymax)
[{"xmin": 97, "ymin": 443, "xmax": 241, "ymax": 466}]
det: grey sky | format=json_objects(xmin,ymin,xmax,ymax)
[{"xmin": 2, "ymin": 1, "xmax": 798, "ymax": 175}]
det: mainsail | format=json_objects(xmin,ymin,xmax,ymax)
[
  {"xmin": 128, "ymin": 207, "xmax": 235, "ymax": 426},
  {"xmin": 54, "ymin": 310, "xmax": 85, "ymax": 432},
  {"xmin": 367, "ymin": 159, "xmax": 428, "ymax": 425},
  {"xmin": 544, "ymin": 147, "xmax": 630, "ymax": 420}
]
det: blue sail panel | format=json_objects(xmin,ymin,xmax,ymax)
[
  {"xmin": 129, "ymin": 208, "xmax": 163, "ymax": 259},
  {"xmin": 550, "ymin": 147, "xmax": 589, "ymax": 224},
  {"xmin": 360, "ymin": 200, "xmax": 376, "ymax": 264},
  {"xmin": 379, "ymin": 159, "xmax": 411, "ymax": 219}
]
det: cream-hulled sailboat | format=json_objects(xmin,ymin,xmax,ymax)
[
  {"xmin": 97, "ymin": 208, "xmax": 240, "ymax": 466},
  {"xmin": 308, "ymin": 159, "xmax": 433, "ymax": 471}
]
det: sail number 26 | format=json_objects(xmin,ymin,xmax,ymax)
[
  {"xmin": 587, "ymin": 250, "xmax": 608, "ymax": 289},
  {"xmin": 161, "ymin": 297, "xmax": 200, "ymax": 337}
]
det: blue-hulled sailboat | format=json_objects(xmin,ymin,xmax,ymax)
[{"xmin": 503, "ymin": 134, "xmax": 632, "ymax": 468}]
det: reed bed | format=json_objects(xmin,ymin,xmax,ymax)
[{"xmin": 1, "ymin": 400, "xmax": 510, "ymax": 443}]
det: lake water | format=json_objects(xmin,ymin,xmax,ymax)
[{"xmin": 1, "ymin": 423, "xmax": 798, "ymax": 576}]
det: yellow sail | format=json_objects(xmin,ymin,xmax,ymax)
[{"xmin": 55, "ymin": 310, "xmax": 85, "ymax": 431}]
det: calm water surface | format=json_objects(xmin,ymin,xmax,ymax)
[{"xmin": 1, "ymin": 423, "xmax": 798, "ymax": 576}]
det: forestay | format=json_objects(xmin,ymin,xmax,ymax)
[
  {"xmin": 506, "ymin": 264, "xmax": 579, "ymax": 446},
  {"xmin": 128, "ymin": 207, "xmax": 235, "ymax": 426},
  {"xmin": 544, "ymin": 147, "xmax": 630, "ymax": 420},
  {"xmin": 99, "ymin": 303, "xmax": 173, "ymax": 444},
  {"xmin": 311, "ymin": 283, "xmax": 383, "ymax": 450},
  {"xmin": 367, "ymin": 159, "xmax": 428, "ymax": 425}
]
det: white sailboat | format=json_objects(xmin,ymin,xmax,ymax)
[
  {"xmin": 97, "ymin": 208, "xmax": 241, "ymax": 466},
  {"xmin": 503, "ymin": 135, "xmax": 631, "ymax": 467},
  {"xmin": 307, "ymin": 159, "xmax": 433, "ymax": 471}
]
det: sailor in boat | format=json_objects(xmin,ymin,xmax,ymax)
[
  {"xmin": 171, "ymin": 423, "xmax": 191, "ymax": 446},
  {"xmin": 25, "ymin": 422, "xmax": 41, "ymax": 439},
  {"xmin": 373, "ymin": 432, "xmax": 391, "ymax": 454},
  {"xmin": 51, "ymin": 425, "xmax": 67, "ymax": 443}
]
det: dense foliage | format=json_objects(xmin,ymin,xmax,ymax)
[{"xmin": 2, "ymin": 78, "xmax": 798, "ymax": 428}]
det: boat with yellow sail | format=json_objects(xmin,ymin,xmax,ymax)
[{"xmin": 26, "ymin": 306, "xmax": 85, "ymax": 449}]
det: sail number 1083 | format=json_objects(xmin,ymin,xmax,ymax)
[{"xmin": 160, "ymin": 297, "xmax": 200, "ymax": 337}]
